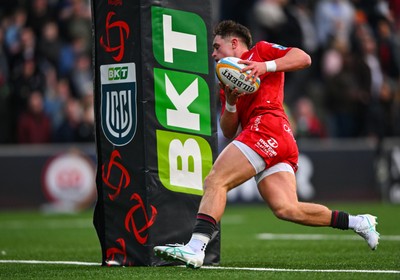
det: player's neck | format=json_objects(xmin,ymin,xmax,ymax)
[{"xmin": 234, "ymin": 48, "xmax": 248, "ymax": 59}]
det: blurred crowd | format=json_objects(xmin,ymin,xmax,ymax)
[
  {"xmin": 220, "ymin": 0, "xmax": 400, "ymax": 140},
  {"xmin": 0, "ymin": 0, "xmax": 399, "ymax": 145},
  {"xmin": 0, "ymin": 0, "xmax": 93, "ymax": 144}
]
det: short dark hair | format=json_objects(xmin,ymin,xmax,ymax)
[{"xmin": 213, "ymin": 20, "xmax": 252, "ymax": 49}]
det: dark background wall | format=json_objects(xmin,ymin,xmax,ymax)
[{"xmin": 1, "ymin": 138, "xmax": 399, "ymax": 210}]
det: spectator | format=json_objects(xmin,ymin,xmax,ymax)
[
  {"xmin": 352, "ymin": 26, "xmax": 385, "ymax": 138},
  {"xmin": 388, "ymin": 0, "xmax": 400, "ymax": 31},
  {"xmin": 68, "ymin": 52, "xmax": 92, "ymax": 99},
  {"xmin": 58, "ymin": 36, "xmax": 87, "ymax": 78},
  {"xmin": 44, "ymin": 75, "xmax": 72, "ymax": 131},
  {"xmin": 288, "ymin": 0, "xmax": 319, "ymax": 54},
  {"xmin": 14, "ymin": 27, "xmax": 39, "ymax": 64},
  {"xmin": 37, "ymin": 21, "xmax": 64, "ymax": 74},
  {"xmin": 273, "ymin": 0, "xmax": 319, "ymax": 106},
  {"xmin": 4, "ymin": 8, "xmax": 27, "ymax": 66},
  {"xmin": 252, "ymin": 0, "xmax": 288, "ymax": 42},
  {"xmin": 0, "ymin": 1, "xmax": 19, "ymax": 19},
  {"xmin": 0, "ymin": 26, "xmax": 11, "ymax": 143},
  {"xmin": 58, "ymin": 0, "xmax": 92, "ymax": 53},
  {"xmin": 392, "ymin": 83, "xmax": 400, "ymax": 136},
  {"xmin": 375, "ymin": 17, "xmax": 400, "ymax": 81},
  {"xmin": 10, "ymin": 58, "xmax": 46, "ymax": 116},
  {"xmin": 322, "ymin": 39, "xmax": 362, "ymax": 137},
  {"xmin": 293, "ymin": 97, "xmax": 326, "ymax": 138},
  {"xmin": 1, "ymin": 0, "xmax": 399, "ymax": 144},
  {"xmin": 53, "ymin": 97, "xmax": 83, "ymax": 142},
  {"xmin": 368, "ymin": 78, "xmax": 399, "ymax": 138},
  {"xmin": 26, "ymin": 0, "xmax": 57, "ymax": 40},
  {"xmin": 314, "ymin": 0, "xmax": 355, "ymax": 50},
  {"xmin": 17, "ymin": 90, "xmax": 52, "ymax": 143},
  {"xmin": 8, "ymin": 58, "xmax": 44, "ymax": 144},
  {"xmin": 77, "ymin": 102, "xmax": 95, "ymax": 142}
]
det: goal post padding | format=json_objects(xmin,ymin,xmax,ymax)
[{"xmin": 91, "ymin": 0, "xmax": 219, "ymax": 266}]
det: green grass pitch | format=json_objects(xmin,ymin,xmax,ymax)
[{"xmin": 0, "ymin": 202, "xmax": 399, "ymax": 279}]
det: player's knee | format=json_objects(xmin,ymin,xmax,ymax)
[
  {"xmin": 203, "ymin": 173, "xmax": 218, "ymax": 192},
  {"xmin": 272, "ymin": 205, "xmax": 298, "ymax": 222},
  {"xmin": 204, "ymin": 172, "xmax": 229, "ymax": 192}
]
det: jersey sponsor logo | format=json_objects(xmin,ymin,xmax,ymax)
[
  {"xmin": 255, "ymin": 137, "xmax": 278, "ymax": 158},
  {"xmin": 100, "ymin": 63, "xmax": 137, "ymax": 146},
  {"xmin": 283, "ymin": 123, "xmax": 296, "ymax": 141},
  {"xmin": 267, "ymin": 137, "xmax": 278, "ymax": 149},
  {"xmin": 251, "ymin": 116, "xmax": 262, "ymax": 131},
  {"xmin": 272, "ymin": 44, "xmax": 287, "ymax": 50}
]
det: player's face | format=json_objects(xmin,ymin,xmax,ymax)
[{"xmin": 212, "ymin": 35, "xmax": 235, "ymax": 62}]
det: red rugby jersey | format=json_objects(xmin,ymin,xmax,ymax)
[{"xmin": 220, "ymin": 41, "xmax": 292, "ymax": 129}]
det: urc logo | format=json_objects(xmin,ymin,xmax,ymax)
[{"xmin": 100, "ymin": 63, "xmax": 137, "ymax": 146}]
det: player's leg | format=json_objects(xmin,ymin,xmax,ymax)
[
  {"xmin": 154, "ymin": 142, "xmax": 257, "ymax": 268},
  {"xmin": 257, "ymin": 170, "xmax": 332, "ymax": 226},
  {"xmin": 257, "ymin": 168, "xmax": 380, "ymax": 250},
  {"xmin": 198, "ymin": 142, "xmax": 257, "ymax": 221}
]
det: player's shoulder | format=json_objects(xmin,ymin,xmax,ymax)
[
  {"xmin": 252, "ymin": 41, "xmax": 291, "ymax": 60},
  {"xmin": 255, "ymin": 41, "xmax": 289, "ymax": 51}
]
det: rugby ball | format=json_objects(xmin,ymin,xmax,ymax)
[{"xmin": 216, "ymin": 57, "xmax": 261, "ymax": 94}]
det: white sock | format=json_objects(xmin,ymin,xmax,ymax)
[
  {"xmin": 348, "ymin": 215, "xmax": 363, "ymax": 229},
  {"xmin": 187, "ymin": 233, "xmax": 210, "ymax": 252}
]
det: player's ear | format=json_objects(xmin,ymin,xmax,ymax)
[{"xmin": 231, "ymin": 38, "xmax": 238, "ymax": 49}]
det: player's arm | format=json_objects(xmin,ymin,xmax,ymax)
[
  {"xmin": 240, "ymin": 47, "xmax": 311, "ymax": 81},
  {"xmin": 272, "ymin": 47, "xmax": 312, "ymax": 72},
  {"xmin": 219, "ymin": 83, "xmax": 240, "ymax": 139}
]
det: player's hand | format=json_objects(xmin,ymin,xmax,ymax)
[
  {"xmin": 238, "ymin": 60, "xmax": 266, "ymax": 83},
  {"xmin": 219, "ymin": 82, "xmax": 244, "ymax": 104}
]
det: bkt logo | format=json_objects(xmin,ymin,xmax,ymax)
[
  {"xmin": 100, "ymin": 63, "xmax": 137, "ymax": 146},
  {"xmin": 151, "ymin": 7, "xmax": 213, "ymax": 195},
  {"xmin": 156, "ymin": 130, "xmax": 212, "ymax": 195},
  {"xmin": 108, "ymin": 66, "xmax": 128, "ymax": 81}
]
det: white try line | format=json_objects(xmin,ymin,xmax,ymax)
[
  {"xmin": 201, "ymin": 266, "xmax": 400, "ymax": 274},
  {"xmin": 0, "ymin": 260, "xmax": 399, "ymax": 274},
  {"xmin": 0, "ymin": 260, "xmax": 100, "ymax": 266},
  {"xmin": 257, "ymin": 233, "xmax": 400, "ymax": 241}
]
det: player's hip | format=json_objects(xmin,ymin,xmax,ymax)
[{"xmin": 236, "ymin": 114, "xmax": 298, "ymax": 170}]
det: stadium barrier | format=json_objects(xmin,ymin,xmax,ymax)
[{"xmin": 1, "ymin": 138, "xmax": 399, "ymax": 210}]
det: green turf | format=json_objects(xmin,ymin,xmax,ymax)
[{"xmin": 0, "ymin": 202, "xmax": 399, "ymax": 279}]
